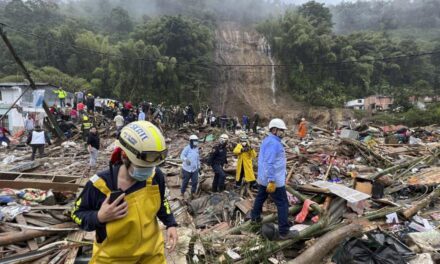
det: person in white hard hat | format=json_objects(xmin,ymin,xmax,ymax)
[
  {"xmin": 208, "ymin": 134, "xmax": 229, "ymax": 192},
  {"xmin": 180, "ymin": 134, "xmax": 200, "ymax": 199},
  {"xmin": 251, "ymin": 118, "xmax": 299, "ymax": 240}
]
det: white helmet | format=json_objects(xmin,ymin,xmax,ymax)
[
  {"xmin": 220, "ymin": 134, "xmax": 229, "ymax": 140},
  {"xmin": 269, "ymin": 118, "xmax": 287, "ymax": 130},
  {"xmin": 115, "ymin": 121, "xmax": 167, "ymax": 167},
  {"xmin": 240, "ymin": 135, "xmax": 248, "ymax": 141},
  {"xmin": 189, "ymin": 135, "xmax": 198, "ymax": 141}
]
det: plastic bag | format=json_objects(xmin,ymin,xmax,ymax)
[{"xmin": 333, "ymin": 236, "xmax": 407, "ymax": 264}]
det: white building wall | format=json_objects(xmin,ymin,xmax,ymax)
[{"xmin": 0, "ymin": 87, "xmax": 25, "ymax": 132}]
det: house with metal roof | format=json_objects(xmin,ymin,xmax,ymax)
[{"xmin": 0, "ymin": 83, "xmax": 74, "ymax": 132}]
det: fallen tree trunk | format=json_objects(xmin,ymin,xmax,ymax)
[
  {"xmin": 221, "ymin": 187, "xmax": 324, "ymax": 238},
  {"xmin": 220, "ymin": 205, "xmax": 302, "ymax": 237},
  {"xmin": 341, "ymin": 138, "xmax": 392, "ymax": 166},
  {"xmin": 368, "ymin": 149, "xmax": 440, "ymax": 182},
  {"xmin": 287, "ymin": 222, "xmax": 366, "ymax": 264},
  {"xmin": 402, "ymin": 186, "xmax": 440, "ymax": 219},
  {"xmin": 237, "ymin": 206, "xmax": 402, "ymax": 264},
  {"xmin": 0, "ymin": 223, "xmax": 76, "ymax": 246},
  {"xmin": 367, "ymin": 156, "xmax": 424, "ymax": 181},
  {"xmin": 236, "ymin": 218, "xmax": 329, "ymax": 264}
]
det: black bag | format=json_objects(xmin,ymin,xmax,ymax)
[{"xmin": 333, "ymin": 237, "xmax": 407, "ymax": 264}]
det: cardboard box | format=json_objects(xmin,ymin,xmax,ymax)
[
  {"xmin": 340, "ymin": 129, "xmax": 359, "ymax": 140},
  {"xmin": 354, "ymin": 178, "xmax": 373, "ymax": 195}
]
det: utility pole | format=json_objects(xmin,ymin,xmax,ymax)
[{"xmin": 0, "ymin": 24, "xmax": 66, "ymax": 140}]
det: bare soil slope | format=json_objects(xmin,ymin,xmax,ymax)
[{"xmin": 210, "ymin": 22, "xmax": 352, "ymax": 127}]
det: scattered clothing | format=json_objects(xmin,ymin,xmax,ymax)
[{"xmin": 295, "ymin": 199, "xmax": 316, "ymax": 223}]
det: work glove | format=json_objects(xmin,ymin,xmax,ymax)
[
  {"xmin": 266, "ymin": 181, "xmax": 276, "ymax": 193},
  {"xmin": 185, "ymin": 159, "xmax": 191, "ymax": 166}
]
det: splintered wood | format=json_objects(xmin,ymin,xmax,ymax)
[{"xmin": 0, "ymin": 122, "xmax": 439, "ymax": 263}]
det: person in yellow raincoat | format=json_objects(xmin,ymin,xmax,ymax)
[
  {"xmin": 71, "ymin": 121, "xmax": 178, "ymax": 263},
  {"xmin": 233, "ymin": 135, "xmax": 257, "ymax": 190}
]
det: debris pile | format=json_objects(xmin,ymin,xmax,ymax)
[{"xmin": 0, "ymin": 122, "xmax": 440, "ymax": 263}]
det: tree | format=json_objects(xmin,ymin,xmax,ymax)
[
  {"xmin": 106, "ymin": 7, "xmax": 133, "ymax": 36},
  {"xmin": 298, "ymin": 1, "xmax": 332, "ymax": 34}
]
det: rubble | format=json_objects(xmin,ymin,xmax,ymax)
[{"xmin": 0, "ymin": 120, "xmax": 439, "ymax": 263}]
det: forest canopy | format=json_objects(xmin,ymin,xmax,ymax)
[{"xmin": 0, "ymin": 0, "xmax": 439, "ymax": 108}]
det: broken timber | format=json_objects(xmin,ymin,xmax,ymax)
[
  {"xmin": 0, "ymin": 223, "xmax": 77, "ymax": 246},
  {"xmin": 0, "ymin": 171, "xmax": 81, "ymax": 191},
  {"xmin": 402, "ymin": 186, "xmax": 440, "ymax": 219},
  {"xmin": 287, "ymin": 222, "xmax": 368, "ymax": 264}
]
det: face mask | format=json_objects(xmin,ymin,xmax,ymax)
[
  {"xmin": 276, "ymin": 129, "xmax": 285, "ymax": 139},
  {"xmin": 219, "ymin": 139, "xmax": 226, "ymax": 144},
  {"xmin": 192, "ymin": 141, "xmax": 198, "ymax": 147},
  {"xmin": 129, "ymin": 166, "xmax": 155, "ymax": 181}
]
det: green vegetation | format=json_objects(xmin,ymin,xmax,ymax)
[
  {"xmin": 1, "ymin": 0, "xmax": 439, "ymax": 113},
  {"xmin": 331, "ymin": 0, "xmax": 440, "ymax": 35},
  {"xmin": 257, "ymin": 1, "xmax": 440, "ymax": 108},
  {"xmin": 367, "ymin": 103, "xmax": 440, "ymax": 127},
  {"xmin": 0, "ymin": 0, "xmax": 216, "ymax": 105}
]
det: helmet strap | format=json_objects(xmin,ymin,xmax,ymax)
[{"xmin": 122, "ymin": 154, "xmax": 131, "ymax": 171}]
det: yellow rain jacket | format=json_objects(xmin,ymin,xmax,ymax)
[
  {"xmin": 53, "ymin": 89, "xmax": 67, "ymax": 99},
  {"xmin": 233, "ymin": 143, "xmax": 257, "ymax": 182},
  {"xmin": 71, "ymin": 166, "xmax": 177, "ymax": 264},
  {"xmin": 90, "ymin": 175, "xmax": 165, "ymax": 263}
]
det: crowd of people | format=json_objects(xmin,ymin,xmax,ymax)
[
  {"xmin": 68, "ymin": 116, "xmax": 303, "ymax": 262},
  {"xmin": 0, "ymin": 89, "xmax": 313, "ymax": 262}
]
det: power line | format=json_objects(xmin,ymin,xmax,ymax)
[
  {"xmin": 1, "ymin": 21, "xmax": 440, "ymax": 69},
  {"xmin": 0, "ymin": 21, "xmax": 213, "ymax": 67}
]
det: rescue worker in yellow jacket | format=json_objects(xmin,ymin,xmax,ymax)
[
  {"xmin": 81, "ymin": 115, "xmax": 92, "ymax": 142},
  {"xmin": 53, "ymin": 87, "xmax": 68, "ymax": 107},
  {"xmin": 71, "ymin": 121, "xmax": 178, "ymax": 264},
  {"xmin": 233, "ymin": 135, "xmax": 257, "ymax": 191}
]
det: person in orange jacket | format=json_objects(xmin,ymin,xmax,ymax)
[{"xmin": 297, "ymin": 118, "xmax": 308, "ymax": 139}]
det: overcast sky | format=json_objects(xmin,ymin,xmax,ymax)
[{"xmin": 285, "ymin": 0, "xmax": 357, "ymax": 5}]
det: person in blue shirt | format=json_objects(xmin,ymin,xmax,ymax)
[
  {"xmin": 250, "ymin": 118, "xmax": 298, "ymax": 240},
  {"xmin": 138, "ymin": 108, "xmax": 146, "ymax": 121},
  {"xmin": 242, "ymin": 114, "xmax": 249, "ymax": 131},
  {"xmin": 180, "ymin": 135, "xmax": 200, "ymax": 199}
]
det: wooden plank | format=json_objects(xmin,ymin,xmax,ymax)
[
  {"xmin": 0, "ymin": 180, "xmax": 79, "ymax": 191},
  {"xmin": 30, "ymin": 206, "xmax": 71, "ymax": 210},
  {"xmin": 0, "ymin": 171, "xmax": 80, "ymax": 182},
  {"xmin": 24, "ymin": 213, "xmax": 62, "ymax": 225},
  {"xmin": 0, "ymin": 223, "xmax": 76, "ymax": 246},
  {"xmin": 24, "ymin": 217, "xmax": 51, "ymax": 227},
  {"xmin": 16, "ymin": 214, "xmax": 39, "ymax": 251},
  {"xmin": 408, "ymin": 168, "xmax": 440, "ymax": 186},
  {"xmin": 64, "ymin": 231, "xmax": 86, "ymax": 264},
  {"xmin": 296, "ymin": 184, "xmax": 331, "ymax": 194},
  {"xmin": 6, "ymin": 244, "xmax": 29, "ymax": 254},
  {"xmin": 235, "ymin": 199, "xmax": 253, "ymax": 215}
]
